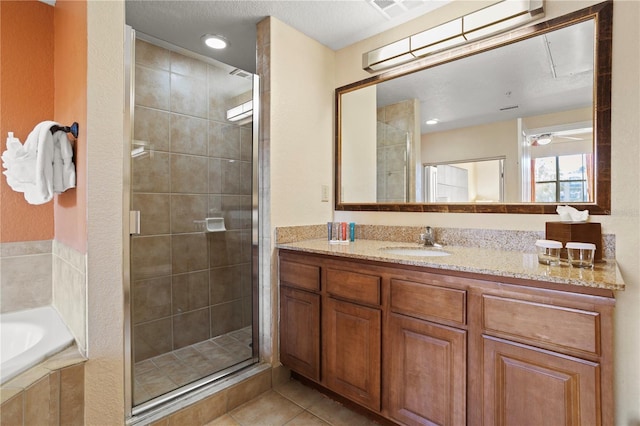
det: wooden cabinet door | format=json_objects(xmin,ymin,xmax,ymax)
[
  {"xmin": 324, "ymin": 297, "xmax": 381, "ymax": 412},
  {"xmin": 483, "ymin": 335, "xmax": 600, "ymax": 426},
  {"xmin": 280, "ymin": 286, "xmax": 320, "ymax": 381},
  {"xmin": 388, "ymin": 313, "xmax": 467, "ymax": 426}
]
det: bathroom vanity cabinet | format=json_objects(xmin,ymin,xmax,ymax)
[{"xmin": 278, "ymin": 249, "xmax": 616, "ymax": 426}]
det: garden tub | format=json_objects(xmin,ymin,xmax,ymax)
[{"xmin": 0, "ymin": 306, "xmax": 74, "ymax": 384}]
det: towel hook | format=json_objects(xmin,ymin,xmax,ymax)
[{"xmin": 50, "ymin": 122, "xmax": 79, "ymax": 140}]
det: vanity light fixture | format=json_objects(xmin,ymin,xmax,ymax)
[
  {"xmin": 202, "ymin": 34, "xmax": 228, "ymax": 50},
  {"xmin": 226, "ymin": 100, "xmax": 253, "ymax": 122},
  {"xmin": 363, "ymin": 0, "xmax": 544, "ymax": 72}
]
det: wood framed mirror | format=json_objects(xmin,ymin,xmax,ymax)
[{"xmin": 335, "ymin": 1, "xmax": 612, "ymax": 214}]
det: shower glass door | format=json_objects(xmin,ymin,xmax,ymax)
[{"xmin": 128, "ymin": 36, "xmax": 258, "ymax": 410}]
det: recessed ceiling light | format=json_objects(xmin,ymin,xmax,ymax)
[
  {"xmin": 202, "ymin": 34, "xmax": 228, "ymax": 50},
  {"xmin": 426, "ymin": 119, "xmax": 439, "ymax": 125},
  {"xmin": 536, "ymin": 134, "xmax": 553, "ymax": 145}
]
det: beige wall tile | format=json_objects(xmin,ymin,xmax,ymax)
[
  {"xmin": 149, "ymin": 418, "xmax": 170, "ymax": 426},
  {"xmin": 170, "ymin": 114, "xmax": 208, "ymax": 156},
  {"xmin": 131, "ymin": 235, "xmax": 172, "ymax": 280},
  {"xmin": 132, "ymin": 151, "xmax": 171, "ymax": 193},
  {"xmin": 59, "ymin": 364, "xmax": 84, "ymax": 426},
  {"xmin": 0, "ymin": 240, "xmax": 51, "ymax": 257},
  {"xmin": 168, "ymin": 390, "xmax": 227, "ymax": 425},
  {"xmin": 133, "ymin": 276, "xmax": 172, "ymax": 324},
  {"xmin": 209, "ymin": 122, "xmax": 241, "ymax": 160},
  {"xmin": 208, "ymin": 231, "xmax": 243, "ymax": 268},
  {"xmin": 134, "ymin": 106, "xmax": 171, "ymax": 152},
  {"xmin": 52, "ymin": 252, "xmax": 87, "ymax": 353},
  {"xmin": 226, "ymin": 369, "xmax": 271, "ymax": 411},
  {"xmin": 171, "ymin": 73, "xmax": 207, "ymax": 118},
  {"xmin": 136, "ymin": 66, "xmax": 170, "ymax": 110},
  {"xmin": 1, "ymin": 393, "xmax": 23, "ymax": 426},
  {"xmin": 173, "ymin": 308, "xmax": 210, "ymax": 349},
  {"xmin": 0, "ymin": 388, "xmax": 22, "ymax": 405},
  {"xmin": 134, "ymin": 318, "xmax": 172, "ymax": 362},
  {"xmin": 135, "ymin": 39, "xmax": 170, "ymax": 70},
  {"xmin": 171, "ymin": 233, "xmax": 208, "ymax": 274},
  {"xmin": 208, "ymin": 158, "xmax": 222, "ymax": 194},
  {"xmin": 25, "ymin": 376, "xmax": 50, "ymax": 425},
  {"xmin": 210, "ymin": 300, "xmax": 244, "ymax": 338},
  {"xmin": 133, "ymin": 193, "xmax": 171, "ymax": 236},
  {"xmin": 170, "ymin": 154, "xmax": 208, "ymax": 193},
  {"xmin": 239, "ymin": 161, "xmax": 252, "ymax": 196},
  {"xmin": 172, "ymin": 271, "xmax": 209, "ymax": 314},
  {"xmin": 0, "ymin": 253, "xmax": 52, "ymax": 313},
  {"xmin": 170, "ymin": 194, "xmax": 208, "ymax": 233},
  {"xmin": 49, "ymin": 371, "xmax": 60, "ymax": 425},
  {"xmin": 208, "ymin": 65, "xmax": 233, "ymax": 122},
  {"xmin": 220, "ymin": 160, "xmax": 242, "ymax": 195},
  {"xmin": 170, "ymin": 52, "xmax": 207, "ymax": 80},
  {"xmin": 240, "ymin": 125, "xmax": 252, "ymax": 162},
  {"xmin": 209, "ymin": 266, "xmax": 243, "ymax": 305}
]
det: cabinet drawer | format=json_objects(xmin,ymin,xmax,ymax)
[
  {"xmin": 391, "ymin": 279, "xmax": 466, "ymax": 326},
  {"xmin": 326, "ymin": 268, "xmax": 381, "ymax": 306},
  {"xmin": 482, "ymin": 295, "xmax": 600, "ymax": 356},
  {"xmin": 280, "ymin": 260, "xmax": 320, "ymax": 291}
]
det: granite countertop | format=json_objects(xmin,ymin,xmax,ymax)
[{"xmin": 277, "ymin": 239, "xmax": 625, "ymax": 291}]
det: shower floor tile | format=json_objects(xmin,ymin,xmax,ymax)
[{"xmin": 134, "ymin": 326, "xmax": 253, "ymax": 405}]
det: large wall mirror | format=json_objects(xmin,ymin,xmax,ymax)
[{"xmin": 336, "ymin": 1, "xmax": 612, "ymax": 214}]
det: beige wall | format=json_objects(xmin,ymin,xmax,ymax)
[
  {"xmin": 85, "ymin": 1, "xmax": 125, "ymax": 424},
  {"xmin": 331, "ymin": 1, "xmax": 640, "ymax": 424},
  {"xmin": 270, "ymin": 17, "xmax": 335, "ymax": 229},
  {"xmin": 341, "ymin": 86, "xmax": 377, "ymax": 202},
  {"xmin": 82, "ymin": 0, "xmax": 638, "ymax": 424}
]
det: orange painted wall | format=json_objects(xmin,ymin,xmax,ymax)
[
  {"xmin": 0, "ymin": 1, "xmax": 55, "ymax": 242},
  {"xmin": 54, "ymin": 0, "xmax": 87, "ymax": 253},
  {"xmin": 0, "ymin": 1, "xmax": 88, "ymax": 252}
]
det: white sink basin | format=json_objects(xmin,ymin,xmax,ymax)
[{"xmin": 381, "ymin": 247, "xmax": 451, "ymax": 257}]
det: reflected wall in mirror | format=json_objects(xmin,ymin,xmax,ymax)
[{"xmin": 336, "ymin": 1, "xmax": 612, "ymax": 214}]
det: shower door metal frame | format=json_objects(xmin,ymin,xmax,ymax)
[{"xmin": 122, "ymin": 28, "xmax": 261, "ymax": 421}]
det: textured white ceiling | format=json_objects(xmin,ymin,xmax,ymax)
[{"xmin": 125, "ymin": 0, "xmax": 450, "ymax": 72}]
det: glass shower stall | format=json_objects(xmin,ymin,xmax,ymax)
[{"xmin": 124, "ymin": 29, "xmax": 259, "ymax": 416}]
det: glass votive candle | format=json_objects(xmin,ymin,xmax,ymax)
[
  {"xmin": 535, "ymin": 240, "xmax": 562, "ymax": 265},
  {"xmin": 566, "ymin": 242, "xmax": 596, "ymax": 268}
]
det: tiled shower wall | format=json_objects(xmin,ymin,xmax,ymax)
[
  {"xmin": 131, "ymin": 40, "xmax": 253, "ymax": 362},
  {"xmin": 376, "ymin": 99, "xmax": 419, "ymax": 203}
]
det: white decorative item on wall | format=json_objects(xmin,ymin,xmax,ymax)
[{"xmin": 1, "ymin": 121, "xmax": 78, "ymax": 205}]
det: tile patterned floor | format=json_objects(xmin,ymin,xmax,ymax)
[
  {"xmin": 205, "ymin": 379, "xmax": 381, "ymax": 426},
  {"xmin": 134, "ymin": 327, "xmax": 253, "ymax": 405}
]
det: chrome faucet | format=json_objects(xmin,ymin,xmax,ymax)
[{"xmin": 420, "ymin": 226, "xmax": 436, "ymax": 247}]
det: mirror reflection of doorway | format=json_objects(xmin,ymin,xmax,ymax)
[{"xmin": 424, "ymin": 158, "xmax": 504, "ymax": 203}]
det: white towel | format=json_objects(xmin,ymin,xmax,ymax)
[
  {"xmin": 1, "ymin": 121, "xmax": 76, "ymax": 205},
  {"xmin": 52, "ymin": 130, "xmax": 76, "ymax": 193}
]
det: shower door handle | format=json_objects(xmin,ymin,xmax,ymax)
[{"xmin": 129, "ymin": 211, "xmax": 141, "ymax": 235}]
